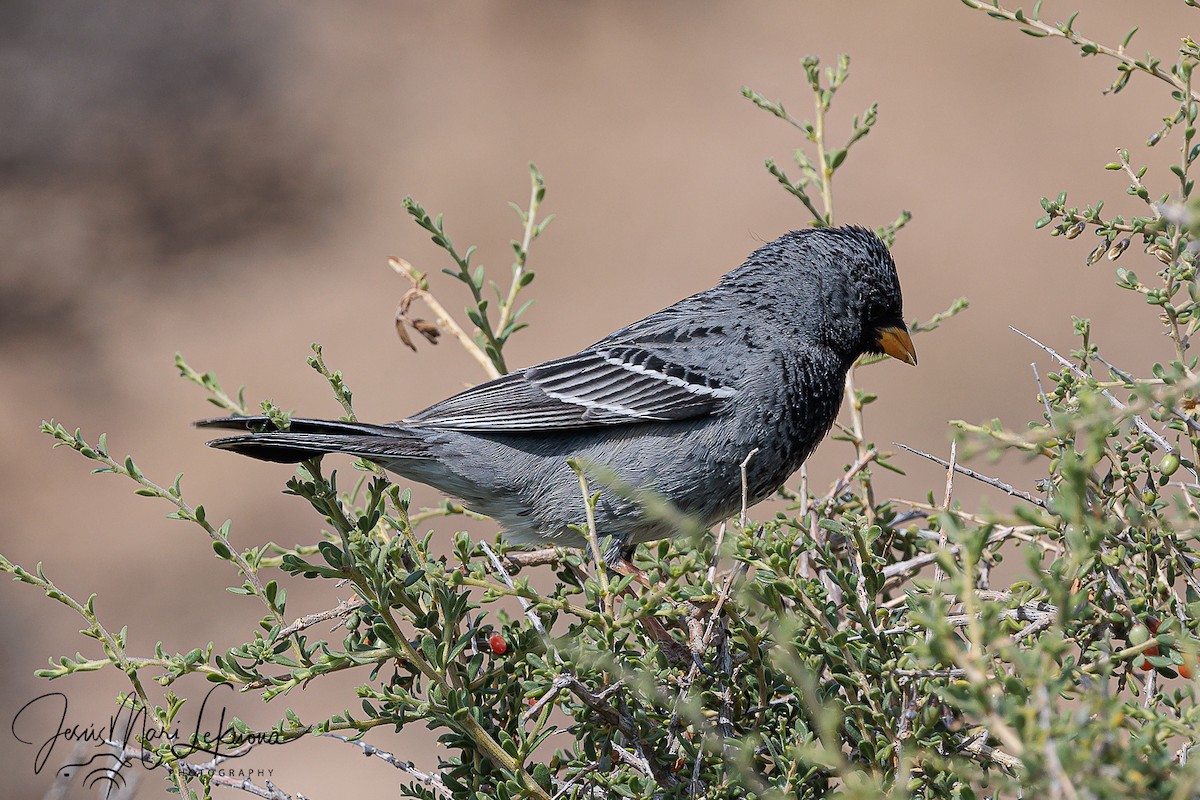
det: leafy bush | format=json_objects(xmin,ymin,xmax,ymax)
[{"xmin": 10, "ymin": 3, "xmax": 1200, "ymax": 798}]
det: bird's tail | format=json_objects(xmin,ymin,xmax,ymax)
[{"xmin": 196, "ymin": 416, "xmax": 430, "ymax": 464}]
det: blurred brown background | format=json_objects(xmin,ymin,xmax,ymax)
[{"xmin": 2, "ymin": 2, "xmax": 1194, "ymax": 796}]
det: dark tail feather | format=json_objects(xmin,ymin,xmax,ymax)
[
  {"xmin": 196, "ymin": 416, "xmax": 402, "ymax": 436},
  {"xmin": 196, "ymin": 416, "xmax": 429, "ymax": 464}
]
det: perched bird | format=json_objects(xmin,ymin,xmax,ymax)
[{"xmin": 198, "ymin": 226, "xmax": 915, "ymax": 566}]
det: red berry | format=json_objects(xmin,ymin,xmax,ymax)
[
  {"xmin": 489, "ymin": 633, "xmax": 508, "ymax": 655},
  {"xmin": 1181, "ymin": 662, "xmax": 1193, "ymax": 679}
]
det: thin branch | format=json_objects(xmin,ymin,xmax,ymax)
[
  {"xmin": 710, "ymin": 447, "xmax": 760, "ymax": 586},
  {"xmin": 955, "ymin": 729, "xmax": 1024, "ymax": 772},
  {"xmin": 843, "ymin": 372, "xmax": 876, "ymax": 521},
  {"xmin": 504, "ymin": 547, "xmax": 570, "ymax": 570},
  {"xmin": 611, "ymin": 745, "xmax": 654, "ymax": 780},
  {"xmin": 275, "ymin": 596, "xmax": 365, "ymax": 640},
  {"xmin": 877, "ymin": 597, "xmax": 1057, "ymax": 637},
  {"xmin": 896, "ymin": 504, "xmax": 1062, "ymax": 553},
  {"xmin": 878, "ymin": 524, "xmax": 1055, "ymax": 591},
  {"xmin": 708, "ymin": 523, "xmax": 727, "ymax": 587},
  {"xmin": 480, "ymin": 541, "xmax": 550, "ymax": 638},
  {"xmin": 496, "ymin": 167, "xmax": 545, "ymax": 338},
  {"xmin": 551, "ymin": 763, "xmax": 604, "ymax": 800},
  {"xmin": 1032, "ymin": 362, "xmax": 1054, "ymax": 423},
  {"xmin": 931, "ymin": 441, "xmax": 958, "ymax": 587},
  {"xmin": 1013, "ymin": 615, "xmax": 1055, "ymax": 643},
  {"xmin": 389, "ymin": 256, "xmax": 500, "ymax": 380},
  {"xmin": 881, "ymin": 548, "xmax": 951, "ymax": 582},
  {"xmin": 1010, "ymin": 326, "xmax": 1177, "ymax": 457},
  {"xmin": 895, "ymin": 443, "xmax": 1047, "ymax": 508},
  {"xmin": 890, "ymin": 667, "xmax": 967, "ymax": 679},
  {"xmin": 1117, "ymin": 146, "xmax": 1163, "ymax": 219},
  {"xmin": 961, "ymin": 0, "xmax": 1200, "ymax": 104},
  {"xmin": 1037, "ymin": 684, "xmax": 1081, "ymax": 800},
  {"xmin": 322, "ymin": 733, "xmax": 450, "ymax": 799},
  {"xmin": 819, "ymin": 448, "xmax": 879, "ymax": 513},
  {"xmin": 568, "ymin": 461, "xmax": 612, "ymax": 614},
  {"xmin": 1096, "ymin": 353, "xmax": 1200, "ymax": 434},
  {"xmin": 739, "ymin": 447, "xmax": 760, "ymax": 529},
  {"xmin": 559, "ymin": 675, "xmax": 679, "ymax": 788}
]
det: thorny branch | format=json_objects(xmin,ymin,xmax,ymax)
[
  {"xmin": 895, "ymin": 442, "xmax": 1048, "ymax": 508},
  {"xmin": 1010, "ymin": 326, "xmax": 1181, "ymax": 459}
]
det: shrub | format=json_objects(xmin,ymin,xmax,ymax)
[{"xmin": 9, "ymin": 4, "xmax": 1200, "ymax": 798}]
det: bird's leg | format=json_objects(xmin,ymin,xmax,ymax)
[
  {"xmin": 612, "ymin": 545, "xmax": 724, "ymax": 677},
  {"xmin": 606, "ymin": 548, "xmax": 699, "ymax": 668},
  {"xmin": 610, "ymin": 557, "xmax": 651, "ymax": 588}
]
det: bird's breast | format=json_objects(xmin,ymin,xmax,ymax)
[{"xmin": 734, "ymin": 348, "xmax": 848, "ymax": 502}]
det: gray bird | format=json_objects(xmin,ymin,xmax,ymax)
[{"xmin": 198, "ymin": 226, "xmax": 916, "ymax": 567}]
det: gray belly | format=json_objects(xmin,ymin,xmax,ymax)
[{"xmin": 384, "ymin": 385, "xmax": 839, "ymax": 549}]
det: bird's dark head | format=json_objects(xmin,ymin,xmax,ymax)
[{"xmin": 746, "ymin": 226, "xmax": 916, "ymax": 367}]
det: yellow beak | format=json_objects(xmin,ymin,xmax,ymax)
[{"xmin": 876, "ymin": 325, "xmax": 918, "ymax": 366}]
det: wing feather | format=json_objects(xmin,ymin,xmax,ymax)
[{"xmin": 404, "ymin": 344, "xmax": 737, "ymax": 432}]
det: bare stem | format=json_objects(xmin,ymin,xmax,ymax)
[
  {"xmin": 390, "ymin": 256, "xmax": 501, "ymax": 380},
  {"xmin": 895, "ymin": 442, "xmax": 1047, "ymax": 509},
  {"xmin": 962, "ymin": 1, "xmax": 1200, "ymax": 103}
]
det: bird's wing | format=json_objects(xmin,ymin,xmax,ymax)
[{"xmin": 404, "ymin": 343, "xmax": 737, "ymax": 432}]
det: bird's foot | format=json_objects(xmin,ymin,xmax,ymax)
[
  {"xmin": 610, "ymin": 558, "xmax": 652, "ymax": 588},
  {"xmin": 638, "ymin": 614, "xmax": 694, "ymax": 666},
  {"xmin": 607, "ymin": 558, "xmax": 701, "ymax": 667}
]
